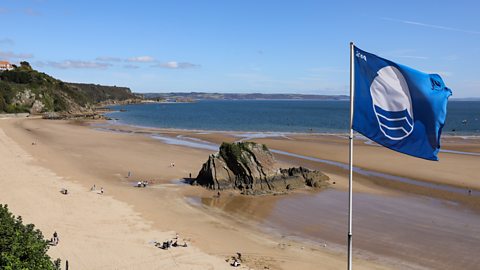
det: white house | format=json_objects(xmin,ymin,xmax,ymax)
[{"xmin": 0, "ymin": 61, "xmax": 14, "ymax": 71}]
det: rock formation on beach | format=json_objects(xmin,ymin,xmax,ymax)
[{"xmin": 192, "ymin": 142, "xmax": 329, "ymax": 194}]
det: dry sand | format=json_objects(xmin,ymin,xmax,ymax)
[
  {"xmin": 0, "ymin": 118, "xmax": 390, "ymax": 270},
  {"xmin": 0, "ymin": 123, "xmax": 232, "ymax": 269}
]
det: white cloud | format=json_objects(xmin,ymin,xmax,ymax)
[
  {"xmin": 154, "ymin": 61, "xmax": 200, "ymax": 69},
  {"xmin": 0, "ymin": 50, "xmax": 34, "ymax": 59},
  {"xmin": 382, "ymin": 17, "xmax": 480, "ymax": 35},
  {"xmin": 123, "ymin": 64, "xmax": 139, "ymax": 69},
  {"xmin": 96, "ymin": 56, "xmax": 123, "ymax": 62},
  {"xmin": 39, "ymin": 60, "xmax": 111, "ymax": 69},
  {"xmin": 127, "ymin": 56, "xmax": 155, "ymax": 63}
]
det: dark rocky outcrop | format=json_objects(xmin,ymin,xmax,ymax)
[{"xmin": 192, "ymin": 142, "xmax": 329, "ymax": 194}]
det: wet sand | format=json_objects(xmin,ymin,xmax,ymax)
[
  {"xmin": 0, "ymin": 118, "xmax": 388, "ymax": 270},
  {"xmin": 199, "ymin": 189, "xmax": 480, "ymax": 270},
  {"xmin": 92, "ymin": 122, "xmax": 480, "ymax": 269},
  {"xmin": 1, "ymin": 118, "xmax": 479, "ymax": 269}
]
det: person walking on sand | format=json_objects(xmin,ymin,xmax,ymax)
[
  {"xmin": 53, "ymin": 231, "xmax": 59, "ymax": 245},
  {"xmin": 100, "ymin": 187, "xmax": 104, "ymax": 194}
]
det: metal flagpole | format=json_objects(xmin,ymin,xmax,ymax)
[{"xmin": 348, "ymin": 41, "xmax": 355, "ymax": 270}]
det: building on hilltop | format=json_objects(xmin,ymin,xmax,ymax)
[{"xmin": 0, "ymin": 61, "xmax": 14, "ymax": 71}]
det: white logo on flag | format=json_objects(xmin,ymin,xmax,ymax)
[{"xmin": 370, "ymin": 66, "xmax": 414, "ymax": 140}]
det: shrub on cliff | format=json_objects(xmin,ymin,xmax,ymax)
[
  {"xmin": 0, "ymin": 65, "xmax": 136, "ymax": 113},
  {"xmin": 0, "ymin": 204, "xmax": 60, "ymax": 270},
  {"xmin": 0, "ymin": 70, "xmax": 33, "ymax": 84}
]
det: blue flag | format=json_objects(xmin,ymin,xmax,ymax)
[{"xmin": 352, "ymin": 46, "xmax": 452, "ymax": 161}]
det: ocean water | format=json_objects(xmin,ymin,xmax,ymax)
[{"xmin": 107, "ymin": 100, "xmax": 480, "ymax": 135}]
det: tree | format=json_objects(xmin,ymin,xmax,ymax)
[
  {"xmin": 0, "ymin": 70, "xmax": 33, "ymax": 84},
  {"xmin": 0, "ymin": 204, "xmax": 60, "ymax": 269},
  {"xmin": 19, "ymin": 61, "xmax": 32, "ymax": 71}
]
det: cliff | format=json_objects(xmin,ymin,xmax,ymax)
[
  {"xmin": 0, "ymin": 62, "xmax": 137, "ymax": 115},
  {"xmin": 193, "ymin": 142, "xmax": 329, "ymax": 194}
]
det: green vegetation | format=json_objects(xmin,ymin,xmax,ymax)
[
  {"xmin": 66, "ymin": 83, "xmax": 136, "ymax": 104},
  {"xmin": 220, "ymin": 142, "xmax": 244, "ymax": 162},
  {"xmin": 219, "ymin": 142, "xmax": 268, "ymax": 165},
  {"xmin": 0, "ymin": 204, "xmax": 60, "ymax": 270},
  {"xmin": 0, "ymin": 61, "xmax": 136, "ymax": 114}
]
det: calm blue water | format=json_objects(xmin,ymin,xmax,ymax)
[{"xmin": 106, "ymin": 100, "xmax": 480, "ymax": 135}]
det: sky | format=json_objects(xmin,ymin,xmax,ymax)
[{"xmin": 1, "ymin": 0, "xmax": 479, "ymax": 97}]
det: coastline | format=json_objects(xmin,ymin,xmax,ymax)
[
  {"xmin": 1, "ymin": 117, "xmax": 479, "ymax": 269},
  {"xmin": 0, "ymin": 118, "xmax": 392, "ymax": 270},
  {"xmin": 103, "ymin": 99, "xmax": 480, "ymax": 138},
  {"xmin": 96, "ymin": 120, "xmax": 480, "ymax": 192},
  {"xmin": 89, "ymin": 119, "xmax": 480, "ymax": 269},
  {"xmin": 103, "ymin": 117, "xmax": 480, "ymax": 139}
]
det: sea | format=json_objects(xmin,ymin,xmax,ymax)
[
  {"xmin": 106, "ymin": 100, "xmax": 480, "ymax": 135},
  {"xmin": 105, "ymin": 100, "xmax": 480, "ymax": 269}
]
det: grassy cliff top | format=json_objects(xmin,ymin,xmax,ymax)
[{"xmin": 0, "ymin": 61, "xmax": 137, "ymax": 114}]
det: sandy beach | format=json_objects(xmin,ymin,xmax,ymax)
[{"xmin": 1, "ymin": 117, "xmax": 479, "ymax": 269}]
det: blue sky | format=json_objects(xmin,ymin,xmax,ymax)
[{"xmin": 1, "ymin": 0, "xmax": 479, "ymax": 97}]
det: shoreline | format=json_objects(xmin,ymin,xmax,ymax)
[
  {"xmin": 101, "ymin": 117, "xmax": 480, "ymax": 139},
  {"xmin": 122, "ymin": 128, "xmax": 480, "ymax": 198},
  {"xmin": 91, "ymin": 119, "xmax": 480, "ymax": 269},
  {"xmin": 0, "ymin": 118, "xmax": 392, "ymax": 269},
  {"xmin": 95, "ymin": 120, "xmax": 480, "ymax": 192},
  {"xmin": 1, "ymin": 117, "xmax": 480, "ymax": 269}
]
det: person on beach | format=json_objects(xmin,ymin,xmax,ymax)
[
  {"xmin": 53, "ymin": 231, "xmax": 59, "ymax": 245},
  {"xmin": 100, "ymin": 187, "xmax": 104, "ymax": 194},
  {"xmin": 231, "ymin": 258, "xmax": 240, "ymax": 267},
  {"xmin": 91, "ymin": 184, "xmax": 96, "ymax": 191},
  {"xmin": 127, "ymin": 171, "xmax": 131, "ymax": 178},
  {"xmin": 236, "ymin": 252, "xmax": 242, "ymax": 262}
]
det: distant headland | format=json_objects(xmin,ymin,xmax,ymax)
[{"xmin": 140, "ymin": 92, "xmax": 349, "ymax": 101}]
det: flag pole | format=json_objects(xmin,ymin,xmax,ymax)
[{"xmin": 348, "ymin": 41, "xmax": 355, "ymax": 270}]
